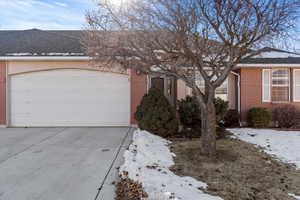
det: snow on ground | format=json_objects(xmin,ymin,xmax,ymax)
[
  {"xmin": 120, "ymin": 129, "xmax": 222, "ymax": 200},
  {"xmin": 289, "ymin": 193, "xmax": 300, "ymax": 200},
  {"xmin": 228, "ymin": 128, "xmax": 300, "ymax": 169}
]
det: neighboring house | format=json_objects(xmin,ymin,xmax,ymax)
[{"xmin": 0, "ymin": 29, "xmax": 299, "ymax": 127}]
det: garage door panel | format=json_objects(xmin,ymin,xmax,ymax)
[{"xmin": 10, "ymin": 69, "xmax": 130, "ymax": 127}]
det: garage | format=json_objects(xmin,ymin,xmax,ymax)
[{"xmin": 9, "ymin": 69, "xmax": 130, "ymax": 127}]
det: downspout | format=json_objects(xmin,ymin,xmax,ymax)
[
  {"xmin": 230, "ymin": 71, "xmax": 241, "ymax": 118},
  {"xmin": 5, "ymin": 60, "xmax": 8, "ymax": 127}
]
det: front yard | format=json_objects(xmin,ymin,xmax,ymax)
[{"xmin": 117, "ymin": 129, "xmax": 300, "ymax": 200}]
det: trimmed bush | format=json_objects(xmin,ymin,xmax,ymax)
[
  {"xmin": 247, "ymin": 107, "xmax": 271, "ymax": 128},
  {"xmin": 214, "ymin": 97, "xmax": 229, "ymax": 123},
  {"xmin": 224, "ymin": 109, "xmax": 240, "ymax": 127},
  {"xmin": 273, "ymin": 105, "xmax": 300, "ymax": 128},
  {"xmin": 177, "ymin": 96, "xmax": 229, "ymax": 137},
  {"xmin": 134, "ymin": 87, "xmax": 179, "ymax": 137},
  {"xmin": 177, "ymin": 96, "xmax": 202, "ymax": 137}
]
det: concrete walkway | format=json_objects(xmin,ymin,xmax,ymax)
[{"xmin": 0, "ymin": 127, "xmax": 133, "ymax": 200}]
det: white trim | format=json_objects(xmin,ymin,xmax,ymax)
[
  {"xmin": 5, "ymin": 61, "xmax": 8, "ymax": 126},
  {"xmin": 215, "ymin": 77, "xmax": 229, "ymax": 101},
  {"xmin": 262, "ymin": 69, "xmax": 271, "ymax": 102},
  {"xmin": 293, "ymin": 69, "xmax": 300, "ymax": 102},
  {"xmin": 237, "ymin": 63, "xmax": 300, "ymax": 67},
  {"xmin": 0, "ymin": 56, "xmax": 91, "ymax": 61},
  {"xmin": 230, "ymin": 71, "xmax": 241, "ymax": 113}
]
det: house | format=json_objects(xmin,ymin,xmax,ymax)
[{"xmin": 0, "ymin": 29, "xmax": 299, "ymax": 127}]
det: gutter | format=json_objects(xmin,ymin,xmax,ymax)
[
  {"xmin": 0, "ymin": 56, "xmax": 91, "ymax": 61},
  {"xmin": 236, "ymin": 63, "xmax": 300, "ymax": 67}
]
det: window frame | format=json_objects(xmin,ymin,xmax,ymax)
[
  {"xmin": 293, "ymin": 69, "xmax": 300, "ymax": 102},
  {"xmin": 271, "ymin": 68, "xmax": 290, "ymax": 103},
  {"xmin": 262, "ymin": 69, "xmax": 271, "ymax": 102},
  {"xmin": 215, "ymin": 78, "xmax": 229, "ymax": 101},
  {"xmin": 195, "ymin": 72, "xmax": 229, "ymax": 101},
  {"xmin": 262, "ymin": 68, "xmax": 291, "ymax": 103}
]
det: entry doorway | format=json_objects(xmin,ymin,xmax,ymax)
[{"xmin": 149, "ymin": 76, "xmax": 177, "ymax": 106}]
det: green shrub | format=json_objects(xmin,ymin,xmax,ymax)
[
  {"xmin": 177, "ymin": 96, "xmax": 229, "ymax": 137},
  {"xmin": 247, "ymin": 107, "xmax": 271, "ymax": 128},
  {"xmin": 134, "ymin": 87, "xmax": 179, "ymax": 137},
  {"xmin": 224, "ymin": 109, "xmax": 240, "ymax": 127},
  {"xmin": 178, "ymin": 96, "xmax": 202, "ymax": 137},
  {"xmin": 214, "ymin": 97, "xmax": 229, "ymax": 123}
]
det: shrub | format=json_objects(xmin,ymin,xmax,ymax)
[
  {"xmin": 247, "ymin": 107, "xmax": 271, "ymax": 128},
  {"xmin": 224, "ymin": 109, "xmax": 240, "ymax": 127},
  {"xmin": 134, "ymin": 87, "xmax": 179, "ymax": 137},
  {"xmin": 272, "ymin": 105, "xmax": 300, "ymax": 128},
  {"xmin": 177, "ymin": 96, "xmax": 202, "ymax": 137},
  {"xmin": 177, "ymin": 96, "xmax": 229, "ymax": 137},
  {"xmin": 214, "ymin": 97, "xmax": 229, "ymax": 123}
]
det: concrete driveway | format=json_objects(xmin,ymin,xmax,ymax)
[{"xmin": 0, "ymin": 127, "xmax": 133, "ymax": 200}]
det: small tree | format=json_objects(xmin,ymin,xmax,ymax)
[
  {"xmin": 85, "ymin": 0, "xmax": 300, "ymax": 158},
  {"xmin": 135, "ymin": 88, "xmax": 178, "ymax": 137}
]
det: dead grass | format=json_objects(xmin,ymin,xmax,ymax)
[{"xmin": 169, "ymin": 137, "xmax": 300, "ymax": 200}]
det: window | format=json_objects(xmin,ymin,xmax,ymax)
[
  {"xmin": 262, "ymin": 69, "xmax": 290, "ymax": 102},
  {"xmin": 216, "ymin": 80, "xmax": 228, "ymax": 101},
  {"xmin": 271, "ymin": 69, "xmax": 290, "ymax": 102},
  {"xmin": 195, "ymin": 72, "xmax": 228, "ymax": 101},
  {"xmin": 294, "ymin": 69, "xmax": 300, "ymax": 102},
  {"xmin": 262, "ymin": 69, "xmax": 271, "ymax": 102}
]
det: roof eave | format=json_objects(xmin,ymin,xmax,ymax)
[
  {"xmin": 236, "ymin": 63, "xmax": 300, "ymax": 68},
  {"xmin": 0, "ymin": 56, "xmax": 91, "ymax": 61}
]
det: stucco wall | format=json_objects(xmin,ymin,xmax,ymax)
[
  {"xmin": 7, "ymin": 61, "xmax": 98, "ymax": 75},
  {"xmin": 0, "ymin": 61, "xmax": 6, "ymax": 125},
  {"xmin": 177, "ymin": 79, "xmax": 192, "ymax": 100},
  {"xmin": 130, "ymin": 70, "xmax": 147, "ymax": 125},
  {"xmin": 240, "ymin": 67, "xmax": 300, "ymax": 122}
]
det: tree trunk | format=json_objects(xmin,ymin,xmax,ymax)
[{"xmin": 200, "ymin": 101, "xmax": 217, "ymax": 158}]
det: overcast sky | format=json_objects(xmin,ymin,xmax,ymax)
[{"xmin": 0, "ymin": 0, "xmax": 95, "ymax": 30}]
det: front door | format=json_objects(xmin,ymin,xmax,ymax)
[{"xmin": 150, "ymin": 76, "xmax": 176, "ymax": 105}]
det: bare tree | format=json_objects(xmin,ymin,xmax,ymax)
[{"xmin": 84, "ymin": 0, "xmax": 300, "ymax": 158}]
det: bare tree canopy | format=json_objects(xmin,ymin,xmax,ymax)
[{"xmin": 84, "ymin": 0, "xmax": 300, "ymax": 158}]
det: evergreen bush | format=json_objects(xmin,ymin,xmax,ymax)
[{"xmin": 134, "ymin": 88, "xmax": 179, "ymax": 137}]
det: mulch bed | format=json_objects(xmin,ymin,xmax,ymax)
[{"xmin": 169, "ymin": 137, "xmax": 300, "ymax": 200}]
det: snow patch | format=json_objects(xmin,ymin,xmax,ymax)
[
  {"xmin": 5, "ymin": 53, "xmax": 33, "ymax": 56},
  {"xmin": 120, "ymin": 129, "xmax": 222, "ymax": 200},
  {"xmin": 289, "ymin": 193, "xmax": 300, "ymax": 200},
  {"xmin": 228, "ymin": 128, "xmax": 300, "ymax": 169},
  {"xmin": 253, "ymin": 51, "xmax": 300, "ymax": 58}
]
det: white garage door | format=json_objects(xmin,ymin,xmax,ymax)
[{"xmin": 9, "ymin": 69, "xmax": 130, "ymax": 127}]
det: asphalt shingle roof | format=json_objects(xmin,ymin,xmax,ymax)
[
  {"xmin": 0, "ymin": 30, "xmax": 300, "ymax": 65},
  {"xmin": 0, "ymin": 29, "xmax": 86, "ymax": 56}
]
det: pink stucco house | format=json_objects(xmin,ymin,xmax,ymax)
[{"xmin": 0, "ymin": 29, "xmax": 299, "ymax": 127}]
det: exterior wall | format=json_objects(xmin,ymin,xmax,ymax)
[
  {"xmin": 228, "ymin": 73, "xmax": 237, "ymax": 109},
  {"xmin": 130, "ymin": 70, "xmax": 147, "ymax": 125},
  {"xmin": 8, "ymin": 61, "xmax": 99, "ymax": 75},
  {"xmin": 176, "ymin": 73, "xmax": 237, "ymax": 109},
  {"xmin": 177, "ymin": 79, "xmax": 192, "ymax": 100},
  {"xmin": 0, "ymin": 61, "xmax": 6, "ymax": 125},
  {"xmin": 240, "ymin": 67, "xmax": 300, "ymax": 122}
]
